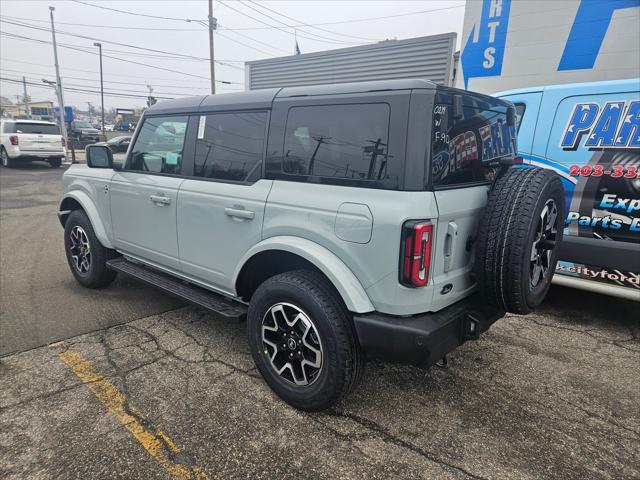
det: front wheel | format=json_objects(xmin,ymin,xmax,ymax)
[
  {"xmin": 64, "ymin": 210, "xmax": 118, "ymax": 288},
  {"xmin": 247, "ymin": 270, "xmax": 365, "ymax": 411}
]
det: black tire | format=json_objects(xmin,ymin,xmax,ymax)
[
  {"xmin": 247, "ymin": 270, "xmax": 365, "ymax": 411},
  {"xmin": 475, "ymin": 167, "xmax": 565, "ymax": 314},
  {"xmin": 49, "ymin": 157, "xmax": 62, "ymax": 168},
  {"xmin": 64, "ymin": 209, "xmax": 118, "ymax": 288},
  {"xmin": 1, "ymin": 147, "xmax": 15, "ymax": 168}
]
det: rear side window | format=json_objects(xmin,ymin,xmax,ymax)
[
  {"xmin": 127, "ymin": 115, "xmax": 188, "ymax": 175},
  {"xmin": 431, "ymin": 90, "xmax": 516, "ymax": 188},
  {"xmin": 282, "ymin": 103, "xmax": 397, "ymax": 188},
  {"xmin": 194, "ymin": 112, "xmax": 267, "ymax": 182},
  {"xmin": 14, "ymin": 123, "xmax": 60, "ymax": 135}
]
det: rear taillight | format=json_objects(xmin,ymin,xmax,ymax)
[
  {"xmin": 9, "ymin": 135, "xmax": 18, "ymax": 145},
  {"xmin": 61, "ymin": 136, "xmax": 66, "ymax": 147},
  {"xmin": 400, "ymin": 220, "xmax": 433, "ymax": 288}
]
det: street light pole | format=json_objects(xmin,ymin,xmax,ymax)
[
  {"xmin": 49, "ymin": 6, "xmax": 69, "ymax": 160},
  {"xmin": 208, "ymin": 0, "xmax": 216, "ymax": 94},
  {"xmin": 93, "ymin": 42, "xmax": 105, "ymax": 138}
]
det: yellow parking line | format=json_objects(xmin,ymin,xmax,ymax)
[{"xmin": 57, "ymin": 349, "xmax": 209, "ymax": 480}]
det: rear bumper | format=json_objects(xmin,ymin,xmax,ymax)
[
  {"xmin": 353, "ymin": 294, "xmax": 504, "ymax": 368},
  {"xmin": 7, "ymin": 148, "xmax": 65, "ymax": 160}
]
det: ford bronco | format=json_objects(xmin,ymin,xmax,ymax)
[{"xmin": 58, "ymin": 79, "xmax": 565, "ymax": 411}]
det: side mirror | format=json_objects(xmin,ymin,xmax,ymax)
[
  {"xmin": 85, "ymin": 144, "xmax": 113, "ymax": 169},
  {"xmin": 507, "ymin": 105, "xmax": 516, "ymax": 127}
]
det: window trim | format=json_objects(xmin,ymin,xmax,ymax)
[
  {"xmin": 278, "ymin": 101, "xmax": 393, "ymax": 186},
  {"xmin": 122, "ymin": 113, "xmax": 191, "ymax": 176}
]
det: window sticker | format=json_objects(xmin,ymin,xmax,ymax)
[
  {"xmin": 165, "ymin": 152, "xmax": 179, "ymax": 165},
  {"xmin": 197, "ymin": 115, "xmax": 206, "ymax": 139}
]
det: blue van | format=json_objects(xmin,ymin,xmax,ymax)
[{"xmin": 496, "ymin": 79, "xmax": 639, "ymax": 300}]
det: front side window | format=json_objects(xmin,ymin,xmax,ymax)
[
  {"xmin": 194, "ymin": 112, "xmax": 266, "ymax": 181},
  {"xmin": 282, "ymin": 103, "xmax": 395, "ymax": 187},
  {"xmin": 126, "ymin": 115, "xmax": 188, "ymax": 174},
  {"xmin": 431, "ymin": 90, "xmax": 516, "ymax": 188}
]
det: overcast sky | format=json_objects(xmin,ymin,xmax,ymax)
[{"xmin": 0, "ymin": 0, "xmax": 465, "ymax": 110}]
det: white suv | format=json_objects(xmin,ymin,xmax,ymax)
[{"xmin": 0, "ymin": 119, "xmax": 66, "ymax": 168}]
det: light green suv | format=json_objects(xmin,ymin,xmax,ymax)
[{"xmin": 58, "ymin": 79, "xmax": 564, "ymax": 411}]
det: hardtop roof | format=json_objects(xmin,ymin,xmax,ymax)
[{"xmin": 145, "ymin": 78, "xmax": 438, "ymax": 115}]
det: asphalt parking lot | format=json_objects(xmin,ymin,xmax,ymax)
[{"xmin": 1, "ymin": 163, "xmax": 638, "ymax": 480}]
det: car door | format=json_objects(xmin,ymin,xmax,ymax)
[
  {"xmin": 110, "ymin": 114, "xmax": 191, "ymax": 272},
  {"xmin": 177, "ymin": 111, "xmax": 272, "ymax": 293}
]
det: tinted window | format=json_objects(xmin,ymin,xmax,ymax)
[
  {"xmin": 282, "ymin": 104, "xmax": 396, "ymax": 188},
  {"xmin": 14, "ymin": 123, "xmax": 60, "ymax": 135},
  {"xmin": 194, "ymin": 112, "xmax": 266, "ymax": 181},
  {"xmin": 127, "ymin": 115, "xmax": 188, "ymax": 175},
  {"xmin": 514, "ymin": 102, "xmax": 526, "ymax": 133},
  {"xmin": 431, "ymin": 90, "xmax": 516, "ymax": 187}
]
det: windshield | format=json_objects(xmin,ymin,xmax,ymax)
[
  {"xmin": 74, "ymin": 121, "xmax": 93, "ymax": 129},
  {"xmin": 14, "ymin": 123, "xmax": 60, "ymax": 135}
]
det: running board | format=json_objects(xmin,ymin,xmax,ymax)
[{"xmin": 106, "ymin": 258, "xmax": 247, "ymax": 321}]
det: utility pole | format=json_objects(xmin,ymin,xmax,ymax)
[
  {"xmin": 49, "ymin": 6, "xmax": 69, "ymax": 161},
  {"xmin": 208, "ymin": 0, "xmax": 216, "ymax": 94},
  {"xmin": 22, "ymin": 77, "xmax": 30, "ymax": 118},
  {"xmin": 93, "ymin": 42, "xmax": 105, "ymax": 138},
  {"xmin": 87, "ymin": 102, "xmax": 93, "ymax": 123}
]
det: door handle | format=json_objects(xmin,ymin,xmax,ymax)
[
  {"xmin": 443, "ymin": 221, "xmax": 458, "ymax": 273},
  {"xmin": 224, "ymin": 206, "xmax": 255, "ymax": 220},
  {"xmin": 149, "ymin": 194, "xmax": 171, "ymax": 206}
]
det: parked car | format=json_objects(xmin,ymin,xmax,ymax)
[
  {"xmin": 95, "ymin": 135, "xmax": 132, "ymax": 153},
  {"xmin": 104, "ymin": 124, "xmax": 115, "ymax": 132},
  {"xmin": 58, "ymin": 80, "xmax": 564, "ymax": 410},
  {"xmin": 496, "ymin": 78, "xmax": 639, "ymax": 301},
  {"xmin": 69, "ymin": 120, "xmax": 101, "ymax": 144},
  {"xmin": 0, "ymin": 119, "xmax": 66, "ymax": 168}
]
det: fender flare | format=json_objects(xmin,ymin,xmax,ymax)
[
  {"xmin": 233, "ymin": 236, "xmax": 375, "ymax": 314},
  {"xmin": 59, "ymin": 190, "xmax": 113, "ymax": 249}
]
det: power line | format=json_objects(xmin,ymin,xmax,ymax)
[
  {"xmin": 217, "ymin": 1, "xmax": 360, "ymax": 46},
  {"xmin": 0, "ymin": 15, "xmax": 203, "ymax": 31},
  {"xmin": 245, "ymin": 0, "xmax": 378, "ymax": 42},
  {"xmin": 0, "ymin": 58, "xmax": 215, "ymax": 83},
  {"xmin": 221, "ymin": 4, "xmax": 466, "ymax": 30},
  {"xmin": 0, "ymin": 31, "xmax": 238, "ymax": 83},
  {"xmin": 0, "ymin": 67, "xmax": 215, "ymax": 90},
  {"xmin": 71, "ymin": 0, "xmax": 195, "ymax": 22}
]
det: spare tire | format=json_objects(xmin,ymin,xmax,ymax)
[{"xmin": 475, "ymin": 167, "xmax": 565, "ymax": 314}]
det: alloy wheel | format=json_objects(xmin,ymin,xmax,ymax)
[
  {"xmin": 69, "ymin": 225, "xmax": 91, "ymax": 274},
  {"xmin": 530, "ymin": 199, "xmax": 559, "ymax": 288},
  {"xmin": 261, "ymin": 302, "xmax": 323, "ymax": 386}
]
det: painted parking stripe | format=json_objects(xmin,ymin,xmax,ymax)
[{"xmin": 57, "ymin": 348, "xmax": 209, "ymax": 480}]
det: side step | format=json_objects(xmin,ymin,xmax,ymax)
[{"xmin": 106, "ymin": 258, "xmax": 247, "ymax": 321}]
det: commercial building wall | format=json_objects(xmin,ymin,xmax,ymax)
[
  {"xmin": 456, "ymin": 0, "xmax": 640, "ymax": 94},
  {"xmin": 245, "ymin": 33, "xmax": 456, "ymax": 90}
]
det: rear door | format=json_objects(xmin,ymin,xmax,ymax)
[
  {"xmin": 13, "ymin": 122, "xmax": 63, "ymax": 153},
  {"xmin": 176, "ymin": 111, "xmax": 271, "ymax": 293},
  {"xmin": 430, "ymin": 90, "xmax": 517, "ymax": 309}
]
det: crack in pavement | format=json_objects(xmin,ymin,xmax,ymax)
[{"xmin": 326, "ymin": 409, "xmax": 488, "ymax": 480}]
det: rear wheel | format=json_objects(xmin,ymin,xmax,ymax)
[
  {"xmin": 475, "ymin": 167, "xmax": 565, "ymax": 314},
  {"xmin": 49, "ymin": 157, "xmax": 62, "ymax": 168},
  {"xmin": 247, "ymin": 270, "xmax": 364, "ymax": 411},
  {"xmin": 1, "ymin": 147, "xmax": 15, "ymax": 168},
  {"xmin": 64, "ymin": 210, "xmax": 118, "ymax": 288}
]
